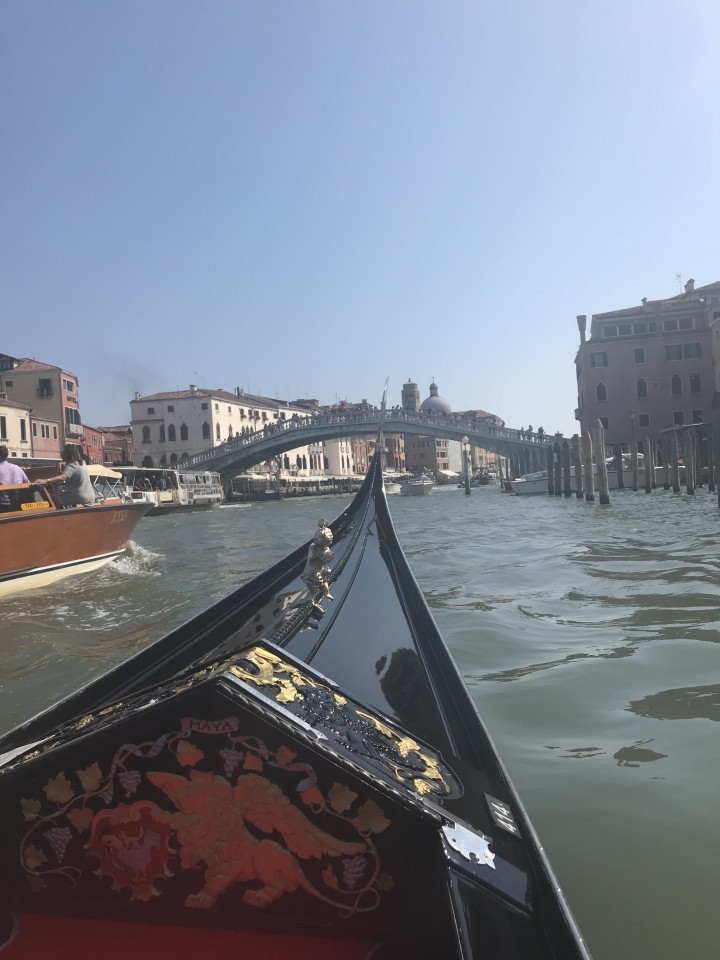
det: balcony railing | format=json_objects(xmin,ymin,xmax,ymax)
[{"xmin": 65, "ymin": 423, "xmax": 84, "ymax": 437}]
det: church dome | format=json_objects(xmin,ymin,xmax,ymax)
[{"xmin": 419, "ymin": 381, "xmax": 452, "ymax": 416}]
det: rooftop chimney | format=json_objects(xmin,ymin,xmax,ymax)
[
  {"xmin": 576, "ymin": 314, "xmax": 587, "ymax": 345},
  {"xmin": 134, "ymin": 391, "xmax": 141, "ymax": 401},
  {"xmin": 685, "ymin": 278, "xmax": 695, "ymax": 294},
  {"xmin": 190, "ymin": 384, "xmax": 197, "ymax": 394}
]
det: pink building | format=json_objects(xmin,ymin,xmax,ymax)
[{"xmin": 575, "ymin": 279, "xmax": 720, "ymax": 447}]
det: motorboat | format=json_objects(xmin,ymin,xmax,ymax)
[
  {"xmin": 0, "ymin": 476, "xmax": 152, "ymax": 597},
  {"xmin": 118, "ymin": 466, "xmax": 223, "ymax": 516},
  {"xmin": 0, "ymin": 449, "xmax": 590, "ymax": 959},
  {"xmin": 399, "ymin": 474, "xmax": 434, "ymax": 497}
]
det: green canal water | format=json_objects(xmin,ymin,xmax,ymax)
[{"xmin": 2, "ymin": 483, "xmax": 720, "ymax": 960}]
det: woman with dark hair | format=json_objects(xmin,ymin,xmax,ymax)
[{"xmin": 46, "ymin": 445, "xmax": 96, "ymax": 507}]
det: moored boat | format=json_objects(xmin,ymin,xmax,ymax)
[
  {"xmin": 0, "ymin": 479, "xmax": 152, "ymax": 597},
  {"xmin": 0, "ymin": 442, "xmax": 591, "ymax": 958}
]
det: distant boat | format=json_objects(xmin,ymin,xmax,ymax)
[
  {"xmin": 0, "ymin": 476, "xmax": 151, "ymax": 597},
  {"xmin": 399, "ymin": 475, "xmax": 434, "ymax": 497},
  {"xmin": 117, "ymin": 466, "xmax": 223, "ymax": 515},
  {"xmin": 509, "ymin": 458, "xmax": 677, "ymax": 495}
]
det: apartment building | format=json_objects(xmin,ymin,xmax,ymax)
[
  {"xmin": 0, "ymin": 356, "xmax": 82, "ymax": 453},
  {"xmin": 130, "ymin": 385, "xmax": 355, "ymax": 477},
  {"xmin": 575, "ymin": 279, "xmax": 720, "ymax": 446}
]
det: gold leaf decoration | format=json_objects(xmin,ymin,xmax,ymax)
[
  {"xmin": 322, "ymin": 864, "xmax": 338, "ymax": 889},
  {"xmin": 353, "ymin": 799, "xmax": 391, "ymax": 836},
  {"xmin": 21, "ymin": 798, "xmax": 42, "ymax": 822},
  {"xmin": 67, "ymin": 807, "xmax": 95, "ymax": 833},
  {"xmin": 328, "ymin": 783, "xmax": 358, "ymax": 815},
  {"xmin": 275, "ymin": 745, "xmax": 297, "ymax": 766},
  {"xmin": 176, "ymin": 740, "xmax": 205, "ymax": 767},
  {"xmin": 23, "ymin": 844, "xmax": 48, "ymax": 870},
  {"xmin": 43, "ymin": 773, "xmax": 74, "ymax": 805},
  {"xmin": 77, "ymin": 762, "xmax": 103, "ymax": 793},
  {"xmin": 377, "ymin": 873, "xmax": 396, "ymax": 891}
]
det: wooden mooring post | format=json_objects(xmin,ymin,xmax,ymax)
[
  {"xmin": 546, "ymin": 446, "xmax": 555, "ymax": 496},
  {"xmin": 630, "ymin": 441, "xmax": 639, "ymax": 491},
  {"xmin": 613, "ymin": 443, "xmax": 624, "ymax": 490},
  {"xmin": 572, "ymin": 434, "xmax": 583, "ymax": 499},
  {"xmin": 683, "ymin": 430, "xmax": 695, "ymax": 495},
  {"xmin": 670, "ymin": 430, "xmax": 681, "ymax": 493},
  {"xmin": 582, "ymin": 431, "xmax": 594, "ymax": 502},
  {"xmin": 708, "ymin": 429, "xmax": 716, "ymax": 495},
  {"xmin": 562, "ymin": 440, "xmax": 572, "ymax": 497},
  {"xmin": 595, "ymin": 420, "xmax": 610, "ymax": 505},
  {"xmin": 553, "ymin": 443, "xmax": 562, "ymax": 497},
  {"xmin": 643, "ymin": 438, "xmax": 652, "ymax": 493},
  {"xmin": 661, "ymin": 435, "xmax": 670, "ymax": 490}
]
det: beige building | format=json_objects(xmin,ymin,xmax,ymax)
[
  {"xmin": 575, "ymin": 279, "xmax": 720, "ymax": 447},
  {"xmin": 130, "ymin": 386, "xmax": 354, "ymax": 477},
  {"xmin": 0, "ymin": 397, "xmax": 33, "ymax": 461}
]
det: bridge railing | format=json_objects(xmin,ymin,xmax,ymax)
[{"xmin": 177, "ymin": 410, "xmax": 555, "ymax": 471}]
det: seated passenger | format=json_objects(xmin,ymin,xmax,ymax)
[
  {"xmin": 46, "ymin": 445, "xmax": 96, "ymax": 508},
  {"xmin": 0, "ymin": 445, "xmax": 29, "ymax": 511}
]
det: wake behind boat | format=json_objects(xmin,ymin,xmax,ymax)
[{"xmin": 0, "ymin": 452, "xmax": 590, "ymax": 959}]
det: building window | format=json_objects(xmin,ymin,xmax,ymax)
[
  {"xmin": 202, "ymin": 422, "xmax": 210, "ymax": 440},
  {"xmin": 596, "ymin": 382, "xmax": 608, "ymax": 402},
  {"xmin": 168, "ymin": 425, "xmax": 176, "ymax": 441},
  {"xmin": 634, "ymin": 348, "xmax": 645, "ymax": 364},
  {"xmin": 159, "ymin": 425, "xmax": 165, "ymax": 442},
  {"xmin": 649, "ymin": 322, "xmax": 657, "ymax": 332},
  {"xmin": 201, "ymin": 402, "xmax": 208, "ymax": 410},
  {"xmin": 180, "ymin": 424, "xmax": 188, "ymax": 441},
  {"xmin": 160, "ymin": 454, "xmax": 167, "ymax": 466},
  {"xmin": 142, "ymin": 426, "xmax": 150, "ymax": 443},
  {"xmin": 216, "ymin": 423, "xmax": 221, "ymax": 440},
  {"xmin": 602, "ymin": 326, "xmax": 617, "ymax": 338},
  {"xmin": 20, "ymin": 420, "xmax": 27, "ymax": 442},
  {"xmin": 665, "ymin": 345, "xmax": 682, "ymax": 361},
  {"xmin": 171, "ymin": 454, "xmax": 178, "ymax": 464},
  {"xmin": 168, "ymin": 405, "xmax": 174, "ymax": 412},
  {"xmin": 633, "ymin": 323, "xmax": 647, "ymax": 334},
  {"xmin": 0, "ymin": 416, "xmax": 5, "ymax": 439},
  {"xmin": 692, "ymin": 410, "xmax": 703, "ymax": 423},
  {"xmin": 38, "ymin": 378, "xmax": 53, "ymax": 397},
  {"xmin": 672, "ymin": 411, "xmax": 684, "ymax": 426},
  {"xmin": 663, "ymin": 318, "xmax": 678, "ymax": 332},
  {"xmin": 599, "ymin": 417, "xmax": 609, "ymax": 429},
  {"xmin": 679, "ymin": 317, "xmax": 694, "ymax": 330},
  {"xmin": 618, "ymin": 324, "xmax": 631, "ymax": 336},
  {"xmin": 689, "ymin": 373, "xmax": 701, "ymax": 394},
  {"xmin": 215, "ymin": 404, "xmax": 219, "ymax": 412},
  {"xmin": 32, "ymin": 422, "xmax": 37, "ymax": 436},
  {"xmin": 684, "ymin": 343, "xmax": 701, "ymax": 359},
  {"xmin": 638, "ymin": 414, "xmax": 650, "ymax": 428},
  {"xmin": 671, "ymin": 375, "xmax": 682, "ymax": 395},
  {"xmin": 636, "ymin": 379, "xmax": 648, "ymax": 399},
  {"xmin": 53, "ymin": 426, "xmax": 58, "ymax": 439},
  {"xmin": 147, "ymin": 407, "xmax": 155, "ymax": 414},
  {"xmin": 591, "ymin": 352, "xmax": 608, "ymax": 367},
  {"xmin": 4, "ymin": 380, "xmax": 12, "ymax": 388}
]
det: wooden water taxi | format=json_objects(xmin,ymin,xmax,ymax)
[{"xmin": 0, "ymin": 479, "xmax": 151, "ymax": 598}]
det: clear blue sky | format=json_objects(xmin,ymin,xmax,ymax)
[{"xmin": 2, "ymin": 1, "xmax": 719, "ymax": 434}]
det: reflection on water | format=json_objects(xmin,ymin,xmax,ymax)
[
  {"xmin": 629, "ymin": 684, "xmax": 720, "ymax": 722},
  {"xmin": 3, "ymin": 486, "xmax": 720, "ymax": 960}
]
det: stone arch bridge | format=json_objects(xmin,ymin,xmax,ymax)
[{"xmin": 177, "ymin": 410, "xmax": 558, "ymax": 487}]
